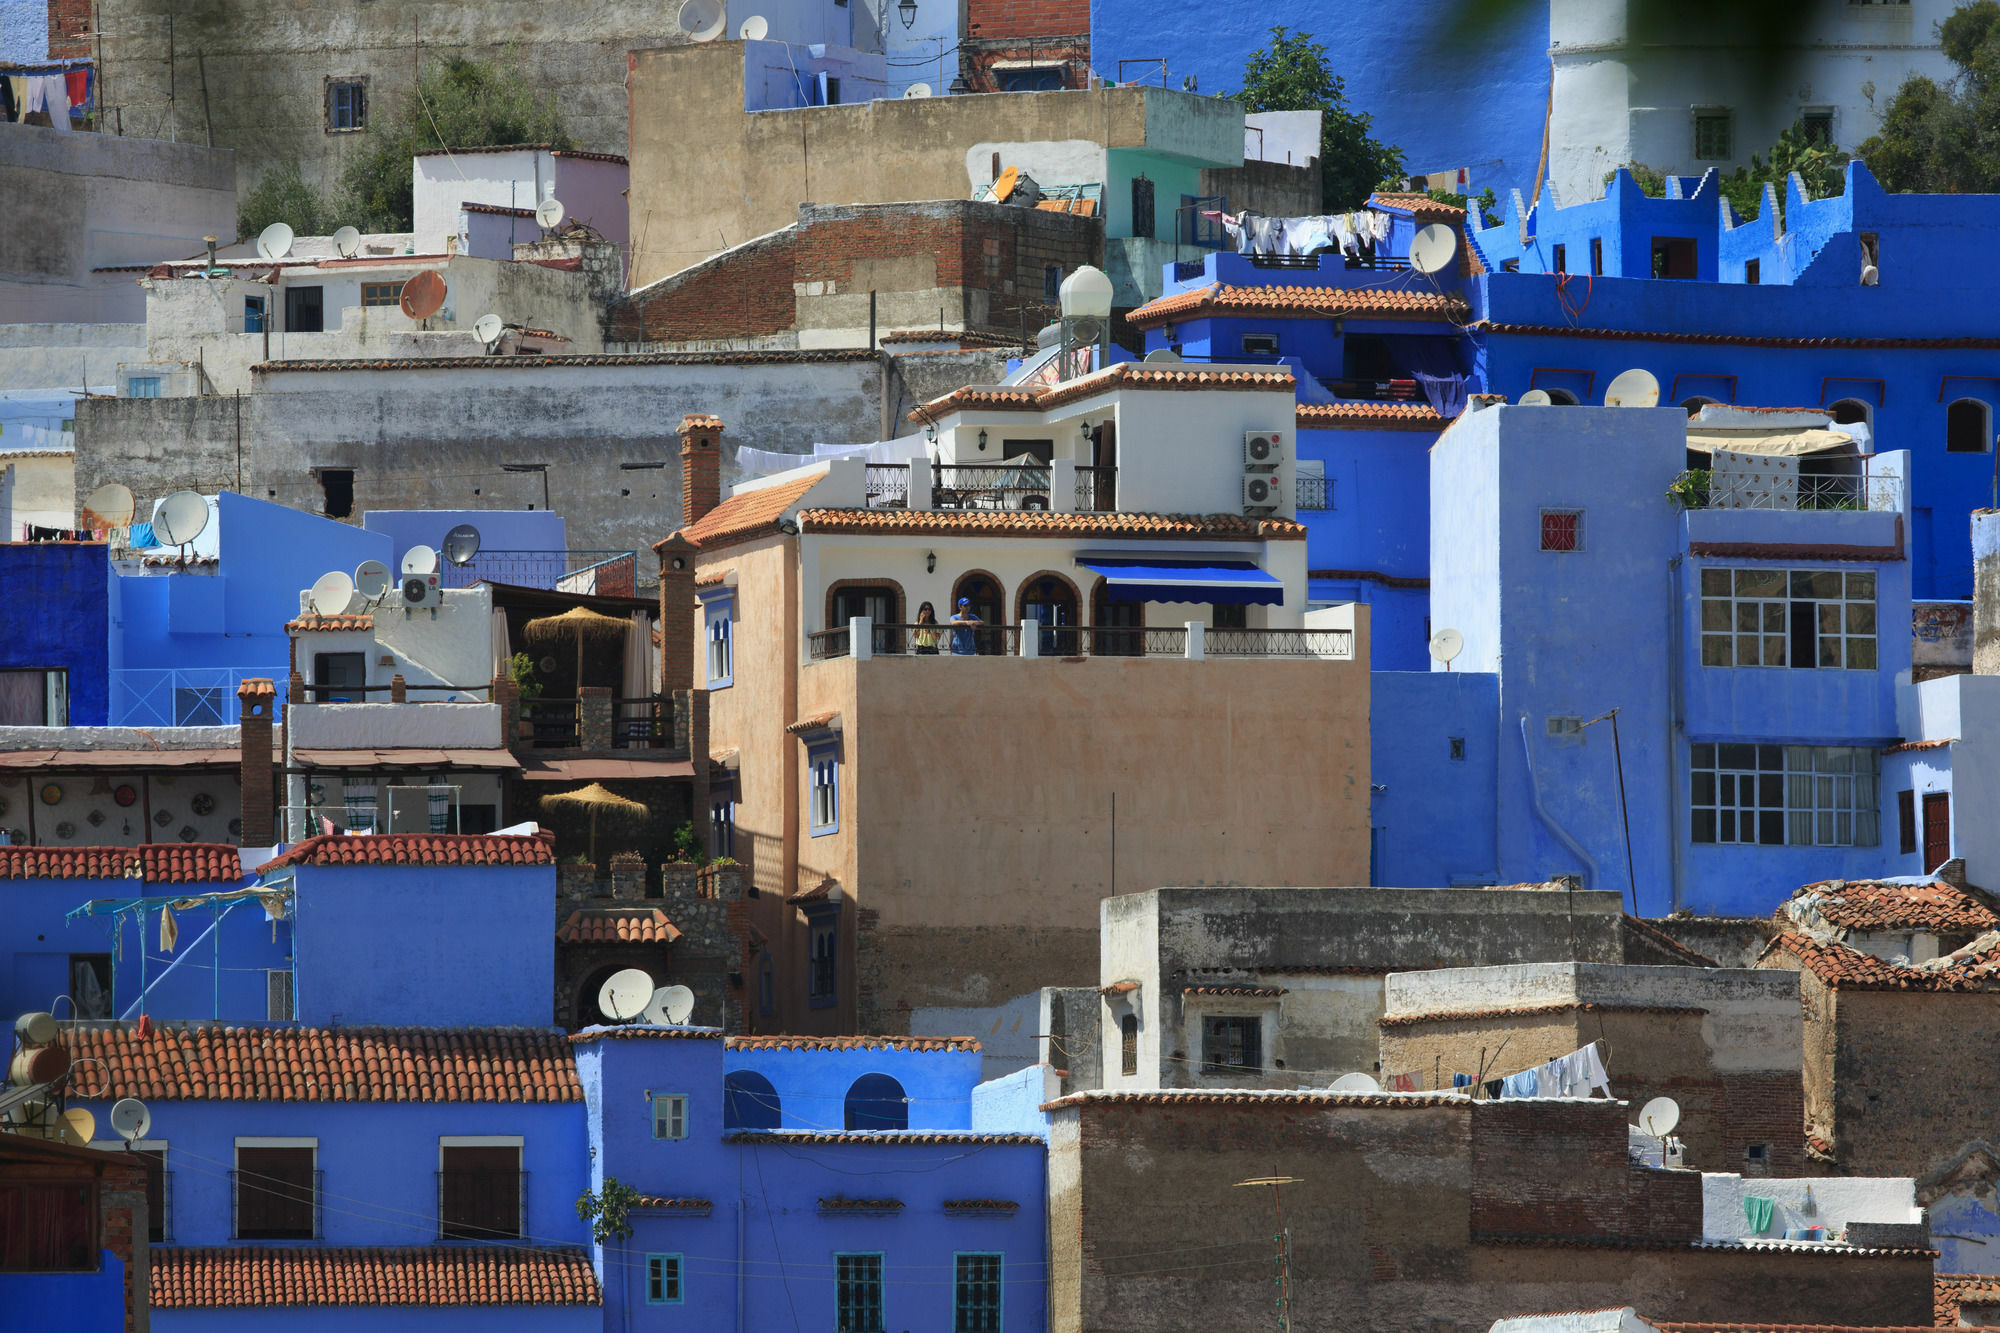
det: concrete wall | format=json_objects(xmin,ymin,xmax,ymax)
[
  {"xmin": 1700, "ymin": 1172, "xmax": 1919, "ymax": 1243},
  {"xmin": 0, "ymin": 122, "xmax": 235, "ymax": 323},
  {"xmin": 413, "ymin": 149, "xmax": 630, "ymax": 256},
  {"xmin": 0, "ymin": 539, "xmax": 110, "ymax": 723},
  {"xmin": 1, "ymin": 450, "xmax": 76, "ymax": 536},
  {"xmin": 725, "ymin": 1041, "xmax": 982, "ymax": 1130},
  {"xmin": 0, "ymin": 322, "xmax": 144, "ymax": 396}
]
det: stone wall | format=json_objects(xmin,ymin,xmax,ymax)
[
  {"xmin": 1829, "ymin": 985, "xmax": 2000, "ymax": 1178},
  {"xmin": 660, "ymin": 861, "xmax": 749, "ymax": 1035}
]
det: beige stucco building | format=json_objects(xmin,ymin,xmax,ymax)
[{"xmin": 664, "ymin": 362, "xmax": 1371, "ymax": 1034}]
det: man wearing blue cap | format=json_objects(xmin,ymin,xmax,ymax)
[{"xmin": 949, "ymin": 596, "xmax": 982, "ymax": 655}]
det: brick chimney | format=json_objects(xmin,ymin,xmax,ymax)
[
  {"xmin": 237, "ymin": 679, "xmax": 278, "ymax": 846},
  {"xmin": 655, "ymin": 532, "xmax": 696, "ymax": 693},
  {"xmin": 680, "ymin": 413, "xmax": 723, "ymax": 528},
  {"xmin": 1977, "ymin": 511, "xmax": 2000, "ymax": 675}
]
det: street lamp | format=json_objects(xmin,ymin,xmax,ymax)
[
  {"xmin": 1057, "ymin": 264, "xmax": 1113, "ymax": 378},
  {"xmin": 897, "ymin": 0, "xmax": 918, "ymax": 28}
]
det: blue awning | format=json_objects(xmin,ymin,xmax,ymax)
[{"xmin": 1079, "ymin": 560, "xmax": 1284, "ymax": 606}]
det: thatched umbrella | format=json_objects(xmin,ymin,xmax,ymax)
[
  {"xmin": 523, "ymin": 606, "xmax": 630, "ymax": 693},
  {"xmin": 539, "ymin": 783, "xmax": 650, "ymax": 865}
]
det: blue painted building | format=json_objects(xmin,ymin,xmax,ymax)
[{"xmin": 0, "ymin": 539, "xmax": 111, "ymax": 725}]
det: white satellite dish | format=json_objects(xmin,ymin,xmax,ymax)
[
  {"xmin": 1142, "ymin": 348, "xmax": 1182, "ymax": 363},
  {"xmin": 599, "ymin": 968, "xmax": 656, "ymax": 1022},
  {"xmin": 641, "ymin": 989, "xmax": 674, "ymax": 1024},
  {"xmin": 1428, "ymin": 627, "xmax": 1464, "ymax": 666},
  {"xmin": 332, "ymin": 226, "xmax": 362, "ymax": 259},
  {"xmin": 309, "ymin": 570, "xmax": 356, "ymax": 617},
  {"xmin": 353, "ymin": 559, "xmax": 392, "ymax": 602},
  {"xmin": 60, "ymin": 1107, "xmax": 96, "ymax": 1146},
  {"xmin": 1330, "ymin": 1072, "xmax": 1381, "ymax": 1094},
  {"xmin": 662, "ymin": 985, "xmax": 695, "ymax": 1024},
  {"xmin": 1604, "ymin": 367, "xmax": 1661, "ymax": 409},
  {"xmin": 903, "ymin": 82, "xmax": 933, "ymax": 99},
  {"xmin": 1408, "ymin": 223, "xmax": 1459, "ymax": 275},
  {"xmin": 443, "ymin": 524, "xmax": 482, "ymax": 566},
  {"xmin": 153, "ymin": 491, "xmax": 210, "ymax": 547},
  {"xmin": 474, "ymin": 313, "xmax": 506, "ymax": 347},
  {"xmin": 256, "ymin": 222, "xmax": 295, "ymax": 262},
  {"xmin": 109, "ymin": 1097, "xmax": 152, "ymax": 1143},
  {"xmin": 1860, "ymin": 263, "xmax": 1879, "ymax": 286},
  {"xmin": 535, "ymin": 197, "xmax": 565, "ymax": 230},
  {"xmin": 739, "ymin": 14, "xmax": 769, "ymax": 40},
  {"xmin": 82, "ymin": 482, "xmax": 136, "ymax": 530},
  {"xmin": 401, "ymin": 544, "xmax": 439, "ymax": 577},
  {"xmin": 1639, "ymin": 1096, "xmax": 1681, "ymax": 1137},
  {"xmin": 679, "ymin": 0, "xmax": 727, "ymax": 41},
  {"xmin": 1518, "ymin": 388, "xmax": 1553, "ymax": 406}
]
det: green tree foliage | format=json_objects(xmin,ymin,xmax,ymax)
[
  {"xmin": 576, "ymin": 1177, "xmax": 640, "ymax": 1245},
  {"xmin": 1859, "ymin": 0, "xmax": 2000, "ymax": 192},
  {"xmin": 237, "ymin": 159, "xmax": 338, "ymax": 242},
  {"xmin": 1605, "ymin": 122, "xmax": 1850, "ymax": 224},
  {"xmin": 1225, "ymin": 27, "xmax": 1405, "ymax": 213}
]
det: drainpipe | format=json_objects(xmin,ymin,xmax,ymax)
[
  {"xmin": 1665, "ymin": 555, "xmax": 1688, "ymax": 912},
  {"xmin": 1518, "ymin": 714, "xmax": 1599, "ymax": 889}
]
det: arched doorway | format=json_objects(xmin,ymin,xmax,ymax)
[
  {"xmin": 1090, "ymin": 580, "xmax": 1145, "ymax": 657},
  {"xmin": 950, "ymin": 571, "xmax": 1005, "ymax": 654},
  {"xmin": 1828, "ymin": 398, "xmax": 1872, "ymax": 428},
  {"xmin": 844, "ymin": 1073, "xmax": 909, "ymax": 1130},
  {"xmin": 724, "ymin": 1070, "xmax": 782, "ymax": 1130},
  {"xmin": 1018, "ymin": 572, "xmax": 1080, "ymax": 656}
]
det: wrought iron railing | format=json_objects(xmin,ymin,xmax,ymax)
[
  {"xmin": 282, "ymin": 785, "xmax": 465, "ymax": 839},
  {"xmin": 230, "ymin": 1168, "xmax": 322, "ymax": 1240},
  {"xmin": 1205, "ymin": 628, "xmax": 1354, "ymax": 658},
  {"xmin": 810, "ymin": 621, "xmax": 1349, "ymax": 660},
  {"xmin": 865, "ymin": 464, "xmax": 909, "ymax": 508},
  {"xmin": 1685, "ymin": 462, "xmax": 1903, "ymax": 514},
  {"xmin": 613, "ymin": 697, "xmax": 670, "ymax": 749},
  {"xmin": 1076, "ymin": 466, "xmax": 1116, "ymax": 512},
  {"xmin": 111, "ymin": 666, "xmax": 271, "ymax": 726},
  {"xmin": 437, "ymin": 1169, "xmax": 527, "ymax": 1241},
  {"xmin": 520, "ymin": 698, "xmax": 580, "ymax": 748},
  {"xmin": 808, "ymin": 626, "xmax": 851, "ymax": 661},
  {"xmin": 932, "ymin": 462, "xmax": 1052, "ymax": 511},
  {"xmin": 1296, "ymin": 477, "xmax": 1332, "ymax": 511},
  {"xmin": 440, "ymin": 550, "xmax": 639, "ymax": 597}
]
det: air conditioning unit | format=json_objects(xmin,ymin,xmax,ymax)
[
  {"xmin": 1243, "ymin": 475, "xmax": 1279, "ymax": 512},
  {"xmin": 1244, "ymin": 430, "xmax": 1283, "ymax": 470},
  {"xmin": 400, "ymin": 572, "xmax": 442, "ymax": 608}
]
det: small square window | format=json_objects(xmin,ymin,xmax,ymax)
[
  {"xmin": 1540, "ymin": 509, "xmax": 1582, "ymax": 552},
  {"xmin": 1449, "ymin": 737, "xmax": 1466, "ymax": 761},
  {"xmin": 1551, "ymin": 243, "xmax": 1567, "ymax": 274},
  {"xmin": 127, "ymin": 376, "xmax": 162, "ymax": 399},
  {"xmin": 1241, "ymin": 332, "xmax": 1280, "ymax": 356},
  {"xmin": 648, "ymin": 1253, "xmax": 684, "ymax": 1304},
  {"xmin": 1501, "ymin": 258, "xmax": 1520, "ymax": 273},
  {"xmin": 1043, "ymin": 265, "xmax": 1060, "ymax": 301},
  {"xmin": 1801, "ymin": 110, "xmax": 1833, "ymax": 145},
  {"xmin": 1547, "ymin": 715, "xmax": 1583, "ymax": 736},
  {"xmin": 1694, "ymin": 110, "xmax": 1733, "ymax": 161},
  {"xmin": 245, "ymin": 296, "xmax": 267, "ymax": 333},
  {"xmin": 1745, "ymin": 1143, "xmax": 1768, "ymax": 1161},
  {"xmin": 651, "ymin": 1093, "xmax": 688, "ymax": 1140},
  {"xmin": 327, "ymin": 79, "xmax": 366, "ymax": 132},
  {"xmin": 1201, "ymin": 1015, "xmax": 1262, "ymax": 1075},
  {"xmin": 360, "ymin": 281, "xmax": 404, "ymax": 308},
  {"xmin": 1744, "ymin": 258, "xmax": 1761, "ymax": 285},
  {"xmin": 837, "ymin": 1253, "xmax": 885, "ymax": 1332}
]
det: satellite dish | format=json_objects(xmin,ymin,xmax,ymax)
[
  {"xmin": 535, "ymin": 197, "xmax": 565, "ymax": 230},
  {"xmin": 1330, "ymin": 1072, "xmax": 1381, "ymax": 1094},
  {"xmin": 598, "ymin": 968, "xmax": 656, "ymax": 1022},
  {"xmin": 992, "ymin": 165, "xmax": 1020, "ymax": 203},
  {"xmin": 443, "ymin": 524, "xmax": 482, "ymax": 566},
  {"xmin": 1639, "ymin": 1096, "xmax": 1681, "ymax": 1137},
  {"xmin": 662, "ymin": 985, "xmax": 695, "ymax": 1024},
  {"xmin": 309, "ymin": 570, "xmax": 356, "ymax": 617},
  {"xmin": 60, "ymin": 1107, "xmax": 96, "ymax": 1146},
  {"xmin": 332, "ymin": 225, "xmax": 362, "ymax": 259},
  {"xmin": 1518, "ymin": 388, "xmax": 1553, "ymax": 406},
  {"xmin": 474, "ymin": 313, "xmax": 506, "ymax": 347},
  {"xmin": 110, "ymin": 1098, "xmax": 152, "ymax": 1143},
  {"xmin": 1605, "ymin": 367, "xmax": 1661, "ymax": 408},
  {"xmin": 353, "ymin": 559, "xmax": 392, "ymax": 602},
  {"xmin": 1428, "ymin": 627, "xmax": 1464, "ymax": 665},
  {"xmin": 678, "ymin": 0, "xmax": 726, "ymax": 41},
  {"xmin": 739, "ymin": 14, "xmax": 769, "ymax": 40},
  {"xmin": 399, "ymin": 270, "xmax": 448, "ymax": 320},
  {"xmin": 153, "ymin": 491, "xmax": 210, "ymax": 546},
  {"xmin": 82, "ymin": 483, "xmax": 136, "ymax": 530},
  {"xmin": 1860, "ymin": 263, "xmax": 1880, "ymax": 286},
  {"xmin": 256, "ymin": 222, "xmax": 294, "ymax": 261},
  {"xmin": 1142, "ymin": 348, "xmax": 1182, "ymax": 363},
  {"xmin": 1408, "ymin": 223, "xmax": 1459, "ymax": 275},
  {"xmin": 903, "ymin": 82, "xmax": 932, "ymax": 99},
  {"xmin": 401, "ymin": 544, "xmax": 439, "ymax": 577}
]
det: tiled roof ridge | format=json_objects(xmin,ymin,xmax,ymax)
[
  {"xmin": 253, "ymin": 349, "xmax": 881, "ymax": 373},
  {"xmin": 723, "ymin": 1130, "xmax": 1043, "ymax": 1145},
  {"xmin": 555, "ymin": 907, "xmax": 680, "ymax": 945},
  {"xmin": 1785, "ymin": 878, "xmax": 1998, "ymax": 934},
  {"xmin": 1765, "ymin": 930, "xmax": 2000, "ymax": 991},
  {"xmin": 1882, "ymin": 737, "xmax": 1954, "ymax": 754},
  {"xmin": 256, "ymin": 831, "xmax": 556, "ymax": 872},
  {"xmin": 681, "ymin": 469, "xmax": 825, "ymax": 551},
  {"xmin": 1127, "ymin": 282, "xmax": 1470, "ymax": 328},
  {"xmin": 794, "ymin": 509, "xmax": 1308, "ymax": 541},
  {"xmin": 723, "ymin": 1034, "xmax": 980, "ymax": 1051},
  {"xmin": 943, "ymin": 1198, "xmax": 1020, "ymax": 1210},
  {"xmin": 818, "ymin": 1196, "xmax": 904, "ymax": 1209},
  {"xmin": 150, "ymin": 1245, "xmax": 602, "ymax": 1308},
  {"xmin": 1379, "ymin": 1000, "xmax": 1709, "ymax": 1028},
  {"xmin": 1623, "ymin": 913, "xmax": 1723, "ymax": 967},
  {"xmin": 909, "ymin": 362, "xmax": 1297, "ymax": 418},
  {"xmin": 567, "ymin": 1026, "xmax": 723, "ymax": 1043},
  {"xmin": 462, "ymin": 202, "xmax": 536, "ymax": 217},
  {"xmin": 1182, "ymin": 985, "xmax": 1288, "ymax": 997},
  {"xmin": 411, "ymin": 142, "xmax": 629, "ymax": 164},
  {"xmin": 285, "ymin": 613, "xmax": 376, "ymax": 633},
  {"xmin": 1295, "ymin": 401, "xmax": 1447, "ymax": 431},
  {"xmin": 0, "ymin": 844, "xmax": 246, "ymax": 884},
  {"xmin": 1042, "ymin": 1089, "xmax": 1468, "ymax": 1110},
  {"xmin": 634, "ymin": 1196, "xmax": 714, "ymax": 1210}
]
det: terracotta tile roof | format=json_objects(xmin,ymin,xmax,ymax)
[
  {"xmin": 787, "ymin": 875, "xmax": 839, "ymax": 904},
  {"xmin": 1380, "ymin": 1001, "xmax": 1707, "ymax": 1028},
  {"xmin": 694, "ymin": 569, "xmax": 732, "ymax": 588},
  {"xmin": 412, "ymin": 142, "xmax": 628, "ymax": 165},
  {"xmin": 257, "ymin": 832, "xmax": 556, "ymax": 872},
  {"xmin": 797, "ymin": 509, "xmax": 1308, "ymax": 542},
  {"xmin": 1126, "ymin": 283, "xmax": 1470, "ymax": 328},
  {"xmin": 1763, "ymin": 931, "xmax": 2000, "ymax": 992},
  {"xmin": 463, "ymin": 202, "xmax": 535, "ymax": 218},
  {"xmin": 1370, "ymin": 191, "xmax": 1466, "ymax": 220},
  {"xmin": 1883, "ymin": 737, "xmax": 1954, "ymax": 754},
  {"xmin": 818, "ymin": 1196, "xmax": 903, "ymax": 1211},
  {"xmin": 1477, "ymin": 321, "xmax": 2000, "ymax": 352},
  {"xmin": 1295, "ymin": 402, "xmax": 1447, "ymax": 431},
  {"xmin": 680, "ymin": 413, "xmax": 723, "ymax": 431},
  {"xmin": 1623, "ymin": 913, "xmax": 1722, "ymax": 967},
  {"xmin": 254, "ymin": 349, "xmax": 880, "ymax": 374},
  {"xmin": 0, "ymin": 845, "xmax": 245, "ymax": 884},
  {"xmin": 634, "ymin": 1197, "xmax": 713, "ymax": 1212},
  {"xmin": 1099, "ymin": 980, "xmax": 1140, "ymax": 995},
  {"xmin": 1787, "ymin": 879, "xmax": 1998, "ymax": 934},
  {"xmin": 63, "ymin": 1026, "xmax": 582, "ymax": 1102},
  {"xmin": 556, "ymin": 908, "xmax": 681, "ymax": 945},
  {"xmin": 238, "ymin": 678, "xmax": 277, "ymax": 699},
  {"xmin": 1042, "ymin": 1089, "xmax": 1464, "ymax": 1110},
  {"xmin": 567, "ymin": 1026, "xmax": 722, "ymax": 1044},
  {"xmin": 1182, "ymin": 985, "xmax": 1287, "ymax": 998},
  {"xmin": 1806, "ymin": 1131, "xmax": 1837, "ymax": 1162},
  {"xmin": 285, "ymin": 614, "xmax": 375, "ymax": 633},
  {"xmin": 785, "ymin": 712, "xmax": 841, "ymax": 736},
  {"xmin": 681, "ymin": 470, "xmax": 825, "ymax": 550},
  {"xmin": 943, "ymin": 1198, "xmax": 1020, "ymax": 1212},
  {"xmin": 1939, "ymin": 1275, "xmax": 2000, "ymax": 1324},
  {"xmin": 910, "ymin": 362, "xmax": 1296, "ymax": 419},
  {"xmin": 724, "ymin": 1035, "xmax": 980, "ymax": 1052},
  {"xmin": 1686, "ymin": 540, "xmax": 1902, "ymax": 563},
  {"xmin": 150, "ymin": 1246, "xmax": 601, "ymax": 1308},
  {"xmin": 1473, "ymin": 1234, "xmax": 1933, "ymax": 1258},
  {"xmin": 724, "ymin": 1130, "xmax": 1041, "ymax": 1145},
  {"xmin": 879, "ymin": 329, "xmax": 1022, "ymax": 347}
]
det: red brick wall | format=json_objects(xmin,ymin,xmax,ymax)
[
  {"xmin": 1471, "ymin": 1098, "xmax": 1702, "ymax": 1244},
  {"xmin": 46, "ymin": 0, "xmax": 91, "ymax": 59},
  {"xmin": 605, "ymin": 232, "xmax": 799, "ymax": 343},
  {"xmin": 968, "ymin": 0, "xmax": 1089, "ymax": 40}
]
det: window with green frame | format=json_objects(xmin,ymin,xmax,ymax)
[
  {"xmin": 835, "ymin": 1252, "xmax": 884, "ymax": 1332},
  {"xmin": 954, "ymin": 1253, "xmax": 1003, "ymax": 1333},
  {"xmin": 646, "ymin": 1253, "xmax": 682, "ymax": 1304}
]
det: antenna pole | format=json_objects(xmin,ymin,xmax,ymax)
[{"xmin": 1582, "ymin": 708, "xmax": 1638, "ymax": 915}]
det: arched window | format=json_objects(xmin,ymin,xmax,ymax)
[
  {"xmin": 1017, "ymin": 572, "xmax": 1080, "ymax": 656},
  {"xmin": 843, "ymin": 1073, "xmax": 909, "ymax": 1131},
  {"xmin": 724, "ymin": 1070, "xmax": 782, "ymax": 1131},
  {"xmin": 1544, "ymin": 388, "xmax": 1579, "ymax": 406},
  {"xmin": 1680, "ymin": 395, "xmax": 1718, "ymax": 419},
  {"xmin": 1947, "ymin": 398, "xmax": 1991, "ymax": 453},
  {"xmin": 950, "ymin": 572, "xmax": 1005, "ymax": 655},
  {"xmin": 1829, "ymin": 398, "xmax": 1872, "ymax": 428}
]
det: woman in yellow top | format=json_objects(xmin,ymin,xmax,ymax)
[{"xmin": 912, "ymin": 601, "xmax": 941, "ymax": 654}]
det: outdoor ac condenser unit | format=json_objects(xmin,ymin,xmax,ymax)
[
  {"xmin": 1243, "ymin": 475, "xmax": 1279, "ymax": 512},
  {"xmin": 1244, "ymin": 430, "xmax": 1283, "ymax": 469},
  {"xmin": 400, "ymin": 572, "xmax": 442, "ymax": 608}
]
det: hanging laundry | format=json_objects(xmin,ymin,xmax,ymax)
[
  {"xmin": 1385, "ymin": 1072, "xmax": 1418, "ymax": 1092},
  {"xmin": 1, "ymin": 75, "xmax": 15, "ymax": 123},
  {"xmin": 1482, "ymin": 1078, "xmax": 1504, "ymax": 1100},
  {"xmin": 1743, "ymin": 1195, "xmax": 1776, "ymax": 1234},
  {"xmin": 1532, "ymin": 1061, "xmax": 1560, "ymax": 1097},
  {"xmin": 1452, "ymin": 1073, "xmax": 1473, "ymax": 1089},
  {"xmin": 22, "ymin": 75, "xmax": 45, "ymax": 115},
  {"xmin": 159, "ymin": 904, "xmax": 179, "ymax": 953},
  {"xmin": 38, "ymin": 74, "xmax": 70, "ymax": 131},
  {"xmin": 1500, "ymin": 1069, "xmax": 1539, "ymax": 1098},
  {"xmin": 65, "ymin": 67, "xmax": 89, "ymax": 113}
]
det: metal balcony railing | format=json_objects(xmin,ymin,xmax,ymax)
[
  {"xmin": 1206, "ymin": 628, "xmax": 1354, "ymax": 658},
  {"xmin": 808, "ymin": 622, "xmax": 1352, "ymax": 661},
  {"xmin": 865, "ymin": 464, "xmax": 909, "ymax": 508},
  {"xmin": 1075, "ymin": 466, "xmax": 1116, "ymax": 512},
  {"xmin": 1680, "ymin": 461, "xmax": 1904, "ymax": 514},
  {"xmin": 440, "ymin": 550, "xmax": 639, "ymax": 597},
  {"xmin": 521, "ymin": 697, "xmax": 580, "ymax": 748},
  {"xmin": 1296, "ymin": 477, "xmax": 1332, "ymax": 511},
  {"xmin": 111, "ymin": 667, "xmax": 270, "ymax": 726}
]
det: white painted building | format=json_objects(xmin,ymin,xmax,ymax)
[
  {"xmin": 411, "ymin": 146, "xmax": 630, "ymax": 260},
  {"xmin": 1548, "ymin": 0, "xmax": 1956, "ymax": 205}
]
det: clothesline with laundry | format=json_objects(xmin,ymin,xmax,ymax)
[
  {"xmin": 1, "ymin": 66, "xmax": 90, "ymax": 128},
  {"xmin": 1382, "ymin": 1040, "xmax": 1613, "ymax": 1099},
  {"xmin": 1200, "ymin": 207, "xmax": 1394, "ymax": 258}
]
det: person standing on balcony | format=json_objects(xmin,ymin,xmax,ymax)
[
  {"xmin": 950, "ymin": 597, "xmax": 982, "ymax": 656},
  {"xmin": 913, "ymin": 602, "xmax": 942, "ymax": 655}
]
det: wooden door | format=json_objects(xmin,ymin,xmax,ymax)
[{"xmin": 1924, "ymin": 792, "xmax": 1952, "ymax": 873}]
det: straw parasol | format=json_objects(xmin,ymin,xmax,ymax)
[
  {"xmin": 523, "ymin": 605, "xmax": 631, "ymax": 691},
  {"xmin": 539, "ymin": 782, "xmax": 650, "ymax": 865}
]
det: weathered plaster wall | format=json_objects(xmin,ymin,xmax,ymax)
[{"xmin": 0, "ymin": 322, "xmax": 144, "ymax": 394}]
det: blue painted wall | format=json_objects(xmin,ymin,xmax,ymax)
[
  {"xmin": 289, "ymin": 862, "xmax": 555, "ymax": 1028},
  {"xmin": 1088, "ymin": 0, "xmax": 1550, "ymax": 195},
  {"xmin": 0, "ymin": 541, "xmax": 110, "ymax": 724},
  {"xmin": 159, "ymin": 1309, "xmax": 596, "ymax": 1332},
  {"xmin": 724, "ymin": 1043, "xmax": 983, "ymax": 1131},
  {"xmin": 0, "ymin": 1257, "xmax": 126, "ymax": 1333},
  {"xmin": 1369, "ymin": 671, "xmax": 1499, "ymax": 886}
]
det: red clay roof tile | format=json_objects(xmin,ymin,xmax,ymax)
[
  {"xmin": 1940, "ymin": 1275, "xmax": 2000, "ymax": 1324},
  {"xmin": 1379, "ymin": 1001, "xmax": 1707, "ymax": 1028},
  {"xmin": 725, "ymin": 1035, "xmax": 980, "ymax": 1052},
  {"xmin": 1295, "ymin": 402, "xmax": 1447, "ymax": 431},
  {"xmin": 1182, "ymin": 985, "xmax": 1288, "ymax": 997},
  {"xmin": 257, "ymin": 832, "xmax": 555, "ymax": 873},
  {"xmin": 150, "ymin": 1247, "xmax": 601, "ymax": 1308},
  {"xmin": 796, "ymin": 509, "xmax": 1307, "ymax": 541},
  {"xmin": 1623, "ymin": 913, "xmax": 1722, "ymax": 967},
  {"xmin": 1127, "ymin": 283, "xmax": 1469, "ymax": 329},
  {"xmin": 285, "ymin": 614, "xmax": 376, "ymax": 633},
  {"xmin": 634, "ymin": 1196, "xmax": 713, "ymax": 1211},
  {"xmin": 0, "ymin": 844, "xmax": 244, "ymax": 884},
  {"xmin": 911, "ymin": 363, "xmax": 1297, "ymax": 417},
  {"xmin": 1764, "ymin": 931, "xmax": 2000, "ymax": 992},
  {"xmin": 1043, "ymin": 1089, "xmax": 1462, "ymax": 1110},
  {"xmin": 556, "ymin": 908, "xmax": 681, "ymax": 945},
  {"xmin": 63, "ymin": 1026, "xmax": 581, "ymax": 1103},
  {"xmin": 724, "ymin": 1129, "xmax": 1039, "ymax": 1144},
  {"xmin": 1787, "ymin": 879, "xmax": 1998, "ymax": 934},
  {"xmin": 1883, "ymin": 737, "xmax": 1954, "ymax": 754},
  {"xmin": 682, "ymin": 470, "xmax": 825, "ymax": 550},
  {"xmin": 567, "ymin": 1027, "xmax": 722, "ymax": 1044},
  {"xmin": 1369, "ymin": 191, "xmax": 1466, "ymax": 220}
]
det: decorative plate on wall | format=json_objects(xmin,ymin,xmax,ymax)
[
  {"xmin": 178, "ymin": 825, "xmax": 198, "ymax": 842},
  {"xmin": 86, "ymin": 809, "xmax": 105, "ymax": 827},
  {"xmin": 191, "ymin": 793, "xmax": 217, "ymax": 816},
  {"xmin": 114, "ymin": 785, "xmax": 137, "ymax": 807},
  {"xmin": 6, "ymin": 828, "xmax": 22, "ymax": 844},
  {"xmin": 227, "ymin": 817, "xmax": 242, "ymax": 838},
  {"xmin": 40, "ymin": 784, "xmax": 62, "ymax": 805},
  {"xmin": 54, "ymin": 821, "xmax": 75, "ymax": 839},
  {"xmin": 153, "ymin": 809, "xmax": 173, "ymax": 827}
]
